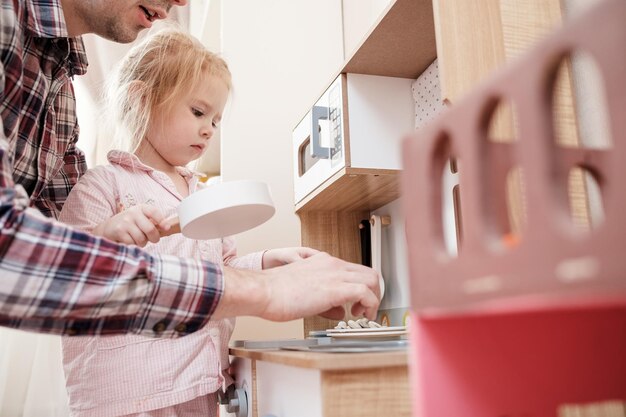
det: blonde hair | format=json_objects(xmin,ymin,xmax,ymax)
[{"xmin": 105, "ymin": 27, "xmax": 231, "ymax": 153}]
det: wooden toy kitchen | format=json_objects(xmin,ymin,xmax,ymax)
[{"xmin": 227, "ymin": 0, "xmax": 626, "ymax": 416}]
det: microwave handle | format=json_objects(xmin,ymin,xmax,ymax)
[{"xmin": 311, "ymin": 105, "xmax": 331, "ymax": 159}]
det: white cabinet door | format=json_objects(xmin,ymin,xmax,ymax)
[{"xmin": 256, "ymin": 362, "xmax": 323, "ymax": 417}]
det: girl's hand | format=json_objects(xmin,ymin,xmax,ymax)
[
  {"xmin": 262, "ymin": 247, "xmax": 320, "ymax": 269},
  {"xmin": 93, "ymin": 204, "xmax": 165, "ymax": 247}
]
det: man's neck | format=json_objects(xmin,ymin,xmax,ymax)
[{"xmin": 59, "ymin": 0, "xmax": 83, "ymax": 37}]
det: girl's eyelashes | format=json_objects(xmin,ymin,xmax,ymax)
[
  {"xmin": 191, "ymin": 104, "xmax": 220, "ymax": 127},
  {"xmin": 191, "ymin": 107, "xmax": 205, "ymax": 117}
]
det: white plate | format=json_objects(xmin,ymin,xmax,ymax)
[
  {"xmin": 325, "ymin": 326, "xmax": 406, "ymax": 334},
  {"xmin": 328, "ymin": 330, "xmax": 407, "ymax": 339}
]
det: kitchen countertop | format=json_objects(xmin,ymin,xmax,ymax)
[{"xmin": 229, "ymin": 346, "xmax": 408, "ymax": 370}]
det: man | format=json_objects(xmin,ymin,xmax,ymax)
[{"xmin": 0, "ymin": 0, "xmax": 380, "ymax": 338}]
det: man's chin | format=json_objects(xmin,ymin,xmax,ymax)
[{"xmin": 102, "ymin": 27, "xmax": 143, "ymax": 44}]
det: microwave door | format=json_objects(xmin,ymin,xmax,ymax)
[
  {"xmin": 292, "ymin": 107, "xmax": 335, "ymax": 204},
  {"xmin": 292, "ymin": 75, "xmax": 346, "ymax": 205},
  {"xmin": 295, "ymin": 112, "xmax": 322, "ymax": 178}
]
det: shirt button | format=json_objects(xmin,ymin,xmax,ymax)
[
  {"xmin": 185, "ymin": 322, "xmax": 199, "ymax": 334},
  {"xmin": 152, "ymin": 321, "xmax": 167, "ymax": 334},
  {"xmin": 174, "ymin": 323, "xmax": 187, "ymax": 334},
  {"xmin": 66, "ymin": 321, "xmax": 89, "ymax": 336}
]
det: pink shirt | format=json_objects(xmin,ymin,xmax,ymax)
[{"xmin": 59, "ymin": 151, "xmax": 263, "ymax": 417}]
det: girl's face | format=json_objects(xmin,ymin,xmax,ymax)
[{"xmin": 138, "ymin": 74, "xmax": 229, "ymax": 171}]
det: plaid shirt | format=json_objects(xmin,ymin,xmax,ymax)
[{"xmin": 0, "ymin": 0, "xmax": 223, "ymax": 337}]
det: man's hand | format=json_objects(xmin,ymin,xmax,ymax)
[
  {"xmin": 214, "ymin": 252, "xmax": 381, "ymax": 322},
  {"xmin": 93, "ymin": 204, "xmax": 165, "ymax": 247},
  {"xmin": 262, "ymin": 247, "xmax": 319, "ymax": 269}
]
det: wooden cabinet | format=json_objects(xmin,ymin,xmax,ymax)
[
  {"xmin": 230, "ymin": 348, "xmax": 410, "ymax": 417},
  {"xmin": 292, "ymin": 74, "xmax": 414, "ymax": 212},
  {"xmin": 295, "ymin": 0, "xmax": 436, "ymax": 335},
  {"xmin": 433, "ymin": 0, "xmax": 565, "ymax": 103},
  {"xmin": 293, "ymin": 0, "xmax": 436, "ymax": 217},
  {"xmin": 432, "ymin": 0, "xmax": 592, "ymax": 233}
]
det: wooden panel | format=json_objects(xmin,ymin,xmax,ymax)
[
  {"xmin": 321, "ymin": 366, "xmax": 411, "ymax": 417},
  {"xmin": 433, "ymin": 0, "xmax": 506, "ymax": 103},
  {"xmin": 436, "ymin": 0, "xmax": 591, "ymax": 236},
  {"xmin": 499, "ymin": 0, "xmax": 564, "ymax": 60},
  {"xmin": 295, "ymin": 168, "xmax": 400, "ymax": 213},
  {"xmin": 499, "ymin": 0, "xmax": 590, "ymax": 229},
  {"xmin": 559, "ymin": 400, "xmax": 626, "ymax": 417},
  {"xmin": 299, "ymin": 211, "xmax": 368, "ymax": 261},
  {"xmin": 299, "ymin": 210, "xmax": 370, "ymax": 335},
  {"xmin": 342, "ymin": 0, "xmax": 437, "ymax": 79}
]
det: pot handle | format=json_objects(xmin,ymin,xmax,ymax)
[{"xmin": 158, "ymin": 214, "xmax": 181, "ymax": 237}]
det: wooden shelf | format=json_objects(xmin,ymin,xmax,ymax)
[
  {"xmin": 295, "ymin": 168, "xmax": 400, "ymax": 213},
  {"xmin": 341, "ymin": 0, "xmax": 437, "ymax": 79}
]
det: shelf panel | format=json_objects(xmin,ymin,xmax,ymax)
[
  {"xmin": 295, "ymin": 168, "xmax": 400, "ymax": 213},
  {"xmin": 342, "ymin": 0, "xmax": 437, "ymax": 79}
]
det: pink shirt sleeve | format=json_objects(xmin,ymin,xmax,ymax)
[
  {"xmin": 59, "ymin": 167, "xmax": 118, "ymax": 232},
  {"xmin": 222, "ymin": 236, "xmax": 264, "ymax": 270}
]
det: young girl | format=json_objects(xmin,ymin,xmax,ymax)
[{"xmin": 59, "ymin": 28, "xmax": 315, "ymax": 417}]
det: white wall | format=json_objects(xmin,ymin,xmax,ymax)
[
  {"xmin": 219, "ymin": 1, "xmax": 391, "ymax": 341},
  {"xmin": 220, "ymin": 1, "xmax": 344, "ymax": 340}
]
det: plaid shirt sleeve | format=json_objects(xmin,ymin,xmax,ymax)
[
  {"xmin": 0, "ymin": 180, "xmax": 224, "ymax": 337},
  {"xmin": 0, "ymin": 127, "xmax": 223, "ymax": 338}
]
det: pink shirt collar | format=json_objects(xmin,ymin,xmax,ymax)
[{"xmin": 106, "ymin": 150, "xmax": 203, "ymax": 180}]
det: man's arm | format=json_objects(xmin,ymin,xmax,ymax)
[
  {"xmin": 0, "ymin": 130, "xmax": 223, "ymax": 337},
  {"xmin": 0, "ymin": 188, "xmax": 223, "ymax": 337},
  {"xmin": 214, "ymin": 253, "xmax": 381, "ymax": 322}
]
